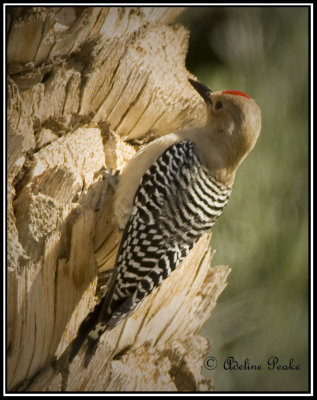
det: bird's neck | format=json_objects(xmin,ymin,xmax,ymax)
[
  {"xmin": 178, "ymin": 128, "xmax": 238, "ymax": 187},
  {"xmin": 205, "ymin": 153, "xmax": 237, "ymax": 187}
]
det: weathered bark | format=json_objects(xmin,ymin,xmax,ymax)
[{"xmin": 7, "ymin": 6, "xmax": 230, "ymax": 392}]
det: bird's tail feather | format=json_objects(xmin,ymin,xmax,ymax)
[
  {"xmin": 83, "ymin": 336, "xmax": 99, "ymax": 368},
  {"xmin": 69, "ymin": 300, "xmax": 104, "ymax": 364}
]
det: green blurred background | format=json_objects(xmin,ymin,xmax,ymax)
[{"xmin": 178, "ymin": 6, "xmax": 309, "ymax": 392}]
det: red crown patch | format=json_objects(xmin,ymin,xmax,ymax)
[{"xmin": 222, "ymin": 90, "xmax": 251, "ymax": 99}]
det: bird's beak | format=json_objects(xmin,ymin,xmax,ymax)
[{"xmin": 188, "ymin": 78, "xmax": 213, "ymax": 104}]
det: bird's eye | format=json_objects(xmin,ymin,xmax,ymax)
[{"xmin": 215, "ymin": 101, "xmax": 223, "ymax": 110}]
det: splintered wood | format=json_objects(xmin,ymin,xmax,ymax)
[{"xmin": 7, "ymin": 6, "xmax": 229, "ymax": 392}]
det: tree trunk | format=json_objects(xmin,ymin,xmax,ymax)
[{"xmin": 7, "ymin": 6, "xmax": 230, "ymax": 392}]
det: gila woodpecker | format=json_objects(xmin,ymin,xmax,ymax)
[{"xmin": 69, "ymin": 78, "xmax": 261, "ymax": 366}]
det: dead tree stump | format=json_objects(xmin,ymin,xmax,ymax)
[{"xmin": 7, "ymin": 6, "xmax": 230, "ymax": 392}]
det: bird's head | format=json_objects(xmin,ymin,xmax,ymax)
[{"xmin": 189, "ymin": 78, "xmax": 261, "ymax": 185}]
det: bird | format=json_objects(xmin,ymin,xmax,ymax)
[{"xmin": 69, "ymin": 77, "xmax": 261, "ymax": 367}]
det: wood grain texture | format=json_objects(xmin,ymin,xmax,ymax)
[
  {"xmin": 7, "ymin": 7, "xmax": 230, "ymax": 392},
  {"xmin": 7, "ymin": 7, "xmax": 186, "ymax": 65}
]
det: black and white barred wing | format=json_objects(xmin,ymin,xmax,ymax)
[
  {"xmin": 69, "ymin": 140, "xmax": 231, "ymax": 364},
  {"xmin": 102, "ymin": 140, "xmax": 232, "ymax": 329}
]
